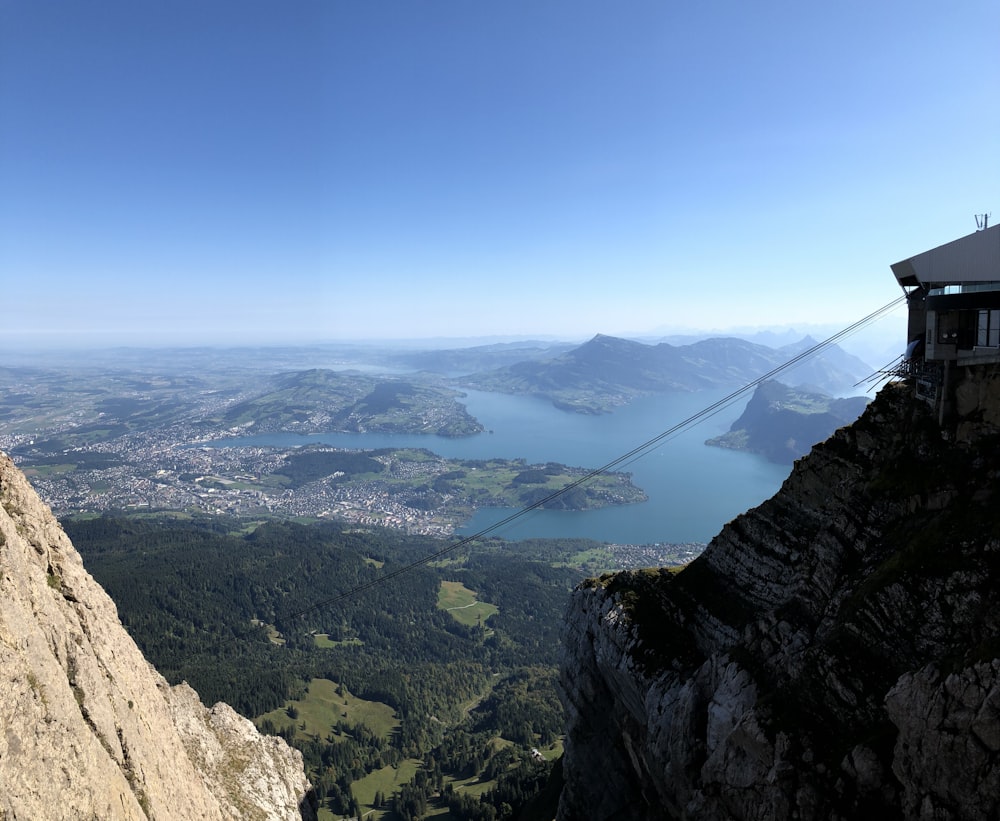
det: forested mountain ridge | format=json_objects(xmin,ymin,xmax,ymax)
[
  {"xmin": 60, "ymin": 515, "xmax": 602, "ymax": 818},
  {"xmin": 380, "ymin": 340, "xmax": 577, "ymax": 374},
  {"xmin": 219, "ymin": 368, "xmax": 482, "ymax": 436},
  {"xmin": 706, "ymin": 379, "xmax": 870, "ymax": 464},
  {"xmin": 461, "ymin": 333, "xmax": 872, "ymax": 413},
  {"xmin": 558, "ymin": 373, "xmax": 1000, "ymax": 820}
]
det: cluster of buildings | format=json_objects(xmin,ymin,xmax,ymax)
[
  {"xmin": 15, "ymin": 432, "xmax": 461, "ymax": 537},
  {"xmin": 607, "ymin": 542, "xmax": 706, "ymax": 569}
]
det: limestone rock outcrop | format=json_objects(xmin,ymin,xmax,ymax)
[
  {"xmin": 558, "ymin": 380, "xmax": 1000, "ymax": 820},
  {"xmin": 0, "ymin": 452, "xmax": 316, "ymax": 820}
]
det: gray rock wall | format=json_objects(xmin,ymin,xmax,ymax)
[
  {"xmin": 0, "ymin": 452, "xmax": 316, "ymax": 820},
  {"xmin": 558, "ymin": 380, "xmax": 1000, "ymax": 820}
]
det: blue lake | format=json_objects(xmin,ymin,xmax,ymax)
[{"xmin": 211, "ymin": 389, "xmax": 789, "ymax": 544}]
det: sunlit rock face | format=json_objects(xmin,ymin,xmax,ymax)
[
  {"xmin": 558, "ymin": 378, "xmax": 1000, "ymax": 821},
  {"xmin": 0, "ymin": 452, "xmax": 317, "ymax": 820}
]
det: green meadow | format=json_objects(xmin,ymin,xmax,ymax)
[
  {"xmin": 257, "ymin": 678, "xmax": 398, "ymax": 742},
  {"xmin": 437, "ymin": 580, "xmax": 499, "ymax": 628},
  {"xmin": 312, "ymin": 633, "xmax": 362, "ymax": 649},
  {"xmin": 347, "ymin": 760, "xmax": 421, "ymax": 820}
]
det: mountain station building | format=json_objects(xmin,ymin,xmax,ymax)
[{"xmin": 892, "ymin": 222, "xmax": 1000, "ymax": 419}]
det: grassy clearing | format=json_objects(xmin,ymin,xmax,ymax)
[
  {"xmin": 313, "ymin": 633, "xmax": 362, "ymax": 649},
  {"xmin": 394, "ymin": 448, "xmax": 437, "ymax": 463},
  {"xmin": 256, "ymin": 678, "xmax": 398, "ymax": 742},
  {"xmin": 554, "ymin": 545, "xmax": 616, "ymax": 574},
  {"xmin": 450, "ymin": 775, "xmax": 494, "ymax": 798},
  {"xmin": 437, "ymin": 580, "xmax": 478, "ymax": 609},
  {"xmin": 536, "ymin": 739, "xmax": 563, "ymax": 760},
  {"xmin": 427, "ymin": 556, "xmax": 466, "ymax": 568},
  {"xmin": 347, "ymin": 733, "xmax": 539, "ymax": 820},
  {"xmin": 21, "ymin": 463, "xmax": 77, "ymax": 477},
  {"xmin": 778, "ymin": 397, "xmax": 830, "ymax": 414},
  {"xmin": 351, "ymin": 759, "xmax": 422, "ymax": 815},
  {"xmin": 437, "ymin": 581, "xmax": 499, "ymax": 628}
]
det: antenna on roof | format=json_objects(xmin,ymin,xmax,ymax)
[{"xmin": 975, "ymin": 213, "xmax": 991, "ymax": 231}]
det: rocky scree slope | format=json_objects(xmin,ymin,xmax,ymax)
[
  {"xmin": 0, "ymin": 452, "xmax": 316, "ymax": 820},
  {"xmin": 559, "ymin": 378, "xmax": 1000, "ymax": 820}
]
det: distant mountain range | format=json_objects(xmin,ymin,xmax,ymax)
[
  {"xmin": 706, "ymin": 380, "xmax": 870, "ymax": 464},
  {"xmin": 381, "ymin": 340, "xmax": 576, "ymax": 375},
  {"xmin": 459, "ymin": 334, "xmax": 873, "ymax": 414}
]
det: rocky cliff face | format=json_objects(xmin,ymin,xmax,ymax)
[
  {"xmin": 559, "ymin": 376, "xmax": 1000, "ymax": 820},
  {"xmin": 0, "ymin": 452, "xmax": 316, "ymax": 820}
]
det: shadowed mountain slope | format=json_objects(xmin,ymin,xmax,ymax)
[{"xmin": 559, "ymin": 374, "xmax": 1000, "ymax": 820}]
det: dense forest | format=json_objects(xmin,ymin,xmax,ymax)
[{"xmin": 64, "ymin": 514, "xmax": 594, "ymax": 818}]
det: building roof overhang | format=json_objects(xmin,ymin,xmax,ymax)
[{"xmin": 891, "ymin": 223, "xmax": 1000, "ymax": 289}]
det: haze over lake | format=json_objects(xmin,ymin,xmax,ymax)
[{"xmin": 213, "ymin": 388, "xmax": 789, "ymax": 544}]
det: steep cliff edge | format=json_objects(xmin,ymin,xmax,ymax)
[
  {"xmin": 0, "ymin": 452, "xmax": 316, "ymax": 820},
  {"xmin": 559, "ymin": 378, "xmax": 1000, "ymax": 820}
]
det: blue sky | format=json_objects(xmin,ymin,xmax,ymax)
[{"xmin": 1, "ymin": 1, "xmax": 997, "ymax": 347}]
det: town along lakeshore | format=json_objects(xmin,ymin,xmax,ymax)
[{"xmin": 214, "ymin": 388, "xmax": 789, "ymax": 544}]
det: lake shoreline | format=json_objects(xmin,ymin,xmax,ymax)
[{"xmin": 207, "ymin": 389, "xmax": 790, "ymax": 544}]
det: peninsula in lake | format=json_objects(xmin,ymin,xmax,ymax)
[
  {"xmin": 0, "ymin": 333, "xmax": 872, "ymax": 535},
  {"xmin": 706, "ymin": 379, "xmax": 871, "ymax": 464}
]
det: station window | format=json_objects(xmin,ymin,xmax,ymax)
[{"xmin": 977, "ymin": 310, "xmax": 1000, "ymax": 347}]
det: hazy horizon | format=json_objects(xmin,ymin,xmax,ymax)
[{"xmin": 0, "ymin": 316, "xmax": 906, "ymax": 373}]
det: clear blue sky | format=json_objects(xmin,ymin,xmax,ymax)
[{"xmin": 1, "ymin": 1, "xmax": 997, "ymax": 347}]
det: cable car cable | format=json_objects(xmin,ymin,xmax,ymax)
[{"xmin": 283, "ymin": 294, "xmax": 905, "ymax": 623}]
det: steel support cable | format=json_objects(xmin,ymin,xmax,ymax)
[{"xmin": 286, "ymin": 294, "xmax": 905, "ymax": 621}]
